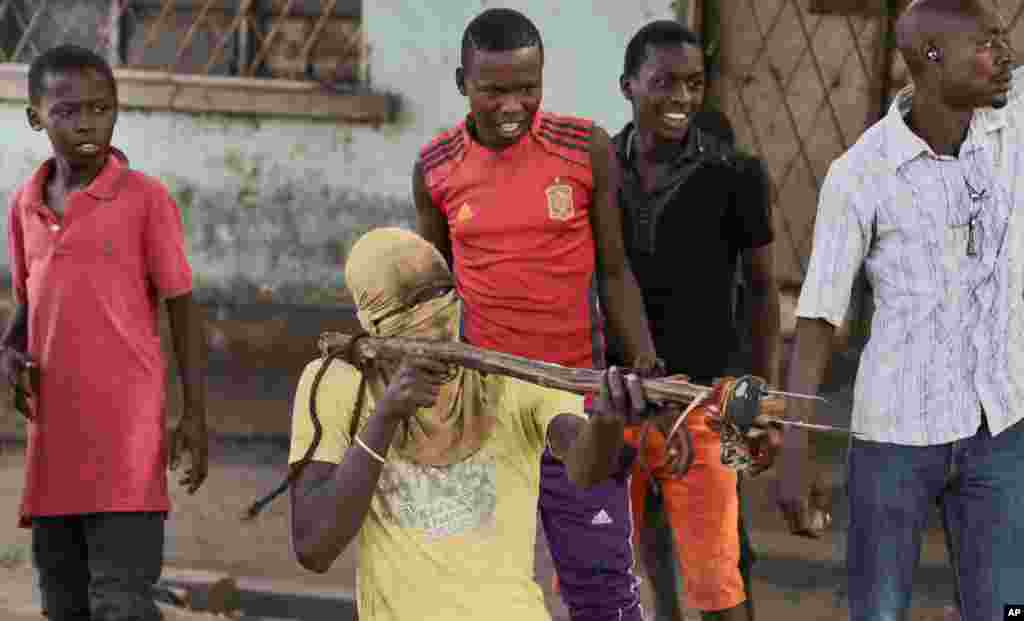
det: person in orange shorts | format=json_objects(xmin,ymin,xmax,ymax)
[
  {"xmin": 624, "ymin": 408, "xmax": 744, "ymax": 615},
  {"xmin": 610, "ymin": 21, "xmax": 783, "ymax": 621}
]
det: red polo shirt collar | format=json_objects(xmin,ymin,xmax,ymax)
[{"xmin": 21, "ymin": 147, "xmax": 129, "ymax": 210}]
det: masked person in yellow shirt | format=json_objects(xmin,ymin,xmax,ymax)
[{"xmin": 286, "ymin": 228, "xmax": 655, "ymax": 621}]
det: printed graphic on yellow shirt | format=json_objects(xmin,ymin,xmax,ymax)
[
  {"xmin": 376, "ymin": 454, "xmax": 497, "ymax": 540},
  {"xmin": 545, "ymin": 180, "xmax": 574, "ymax": 221}
]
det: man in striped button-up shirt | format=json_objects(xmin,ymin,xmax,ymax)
[{"xmin": 781, "ymin": 1, "xmax": 1024, "ymax": 620}]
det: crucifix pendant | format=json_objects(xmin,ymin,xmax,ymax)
[{"xmin": 967, "ymin": 216, "xmax": 978, "ymax": 257}]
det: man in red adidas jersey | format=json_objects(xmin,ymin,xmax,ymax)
[{"xmin": 414, "ymin": 8, "xmax": 659, "ymax": 621}]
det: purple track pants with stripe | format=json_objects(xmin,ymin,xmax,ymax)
[{"xmin": 539, "ymin": 447, "xmax": 644, "ymax": 621}]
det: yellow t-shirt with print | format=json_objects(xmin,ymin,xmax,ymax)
[{"xmin": 288, "ymin": 358, "xmax": 585, "ymax": 621}]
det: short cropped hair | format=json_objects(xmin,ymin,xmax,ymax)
[
  {"xmin": 461, "ymin": 8, "xmax": 544, "ymax": 68},
  {"xmin": 623, "ymin": 20, "xmax": 701, "ymax": 78},
  {"xmin": 28, "ymin": 45, "xmax": 116, "ymax": 105}
]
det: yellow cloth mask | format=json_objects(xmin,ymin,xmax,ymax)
[{"xmin": 344, "ymin": 228, "xmax": 497, "ymax": 466}]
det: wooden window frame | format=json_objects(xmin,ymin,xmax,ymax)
[
  {"xmin": 0, "ymin": 0, "xmax": 394, "ymax": 124},
  {"xmin": 808, "ymin": 0, "xmax": 890, "ymax": 16}
]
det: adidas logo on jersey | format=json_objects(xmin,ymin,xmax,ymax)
[{"xmin": 591, "ymin": 509, "xmax": 613, "ymax": 526}]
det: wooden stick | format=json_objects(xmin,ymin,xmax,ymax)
[
  {"xmin": 317, "ymin": 332, "xmax": 859, "ymax": 437},
  {"xmin": 318, "ymin": 332, "xmax": 714, "ymax": 406}
]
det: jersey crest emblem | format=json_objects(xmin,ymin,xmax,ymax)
[
  {"xmin": 455, "ymin": 202, "xmax": 474, "ymax": 223},
  {"xmin": 545, "ymin": 179, "xmax": 574, "ymax": 221}
]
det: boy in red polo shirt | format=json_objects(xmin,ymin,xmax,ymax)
[{"xmin": 1, "ymin": 45, "xmax": 208, "ymax": 621}]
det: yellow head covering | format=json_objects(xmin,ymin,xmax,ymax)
[{"xmin": 344, "ymin": 228, "xmax": 497, "ymax": 466}]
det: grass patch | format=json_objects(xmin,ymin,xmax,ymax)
[{"xmin": 0, "ymin": 543, "xmax": 28, "ymax": 568}]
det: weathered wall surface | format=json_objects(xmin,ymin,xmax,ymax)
[
  {"xmin": 0, "ymin": 0, "xmax": 675, "ymax": 306},
  {"xmin": 714, "ymin": 1, "xmax": 888, "ymax": 292}
]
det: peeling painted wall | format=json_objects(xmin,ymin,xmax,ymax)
[{"xmin": 1, "ymin": 0, "xmax": 674, "ymax": 306}]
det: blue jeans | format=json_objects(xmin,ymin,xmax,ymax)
[{"xmin": 846, "ymin": 416, "xmax": 1024, "ymax": 621}]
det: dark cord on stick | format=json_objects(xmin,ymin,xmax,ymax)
[{"xmin": 243, "ymin": 333, "xmax": 371, "ymax": 520}]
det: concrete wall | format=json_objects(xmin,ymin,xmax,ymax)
[{"xmin": 0, "ymin": 1, "xmax": 674, "ymax": 306}]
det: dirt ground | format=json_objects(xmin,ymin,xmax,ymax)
[
  {"xmin": 0, "ymin": 444, "xmax": 962, "ymax": 621},
  {"xmin": 0, "ymin": 294, "xmax": 962, "ymax": 621}
]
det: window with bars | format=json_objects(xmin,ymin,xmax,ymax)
[
  {"xmin": 808, "ymin": 0, "xmax": 909, "ymax": 16},
  {"xmin": 0, "ymin": 0, "xmax": 393, "ymax": 122}
]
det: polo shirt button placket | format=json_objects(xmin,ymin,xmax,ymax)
[{"xmin": 48, "ymin": 220, "xmax": 70, "ymax": 256}]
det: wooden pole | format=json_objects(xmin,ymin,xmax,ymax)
[
  {"xmin": 318, "ymin": 331, "xmax": 713, "ymax": 406},
  {"xmin": 318, "ymin": 332, "xmax": 851, "ymax": 436}
]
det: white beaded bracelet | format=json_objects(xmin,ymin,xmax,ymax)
[{"xmin": 354, "ymin": 435, "xmax": 387, "ymax": 465}]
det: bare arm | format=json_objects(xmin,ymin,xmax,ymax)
[
  {"xmin": 546, "ymin": 368, "xmax": 644, "ymax": 489},
  {"xmin": 1, "ymin": 303, "xmax": 35, "ymax": 416},
  {"xmin": 165, "ymin": 293, "xmax": 209, "ymax": 493},
  {"xmin": 545, "ymin": 413, "xmax": 620, "ymax": 488},
  {"xmin": 784, "ymin": 317, "xmax": 835, "ymax": 426},
  {"xmin": 1, "ymin": 303, "xmax": 28, "ymax": 353},
  {"xmin": 777, "ymin": 162, "xmax": 865, "ymax": 536},
  {"xmin": 782, "ymin": 163, "xmax": 864, "ymax": 402},
  {"xmin": 588, "ymin": 126, "xmax": 658, "ymax": 371},
  {"xmin": 4, "ymin": 201, "xmax": 29, "ymax": 356},
  {"xmin": 289, "ymin": 356, "xmax": 449, "ymax": 573},
  {"xmin": 742, "ymin": 244, "xmax": 781, "ymax": 386},
  {"xmin": 413, "ymin": 160, "xmax": 453, "ymax": 267},
  {"xmin": 781, "ymin": 317, "xmax": 836, "ymax": 464},
  {"xmin": 165, "ymin": 293, "xmax": 207, "ymax": 419},
  {"xmin": 777, "ymin": 317, "xmax": 836, "ymax": 534},
  {"xmin": 3, "ymin": 204, "xmax": 35, "ymax": 412},
  {"xmin": 289, "ymin": 409, "xmax": 404, "ymax": 573},
  {"xmin": 563, "ymin": 415, "xmax": 629, "ymax": 489}
]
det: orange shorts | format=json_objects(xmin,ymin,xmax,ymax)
[{"xmin": 624, "ymin": 411, "xmax": 744, "ymax": 612}]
